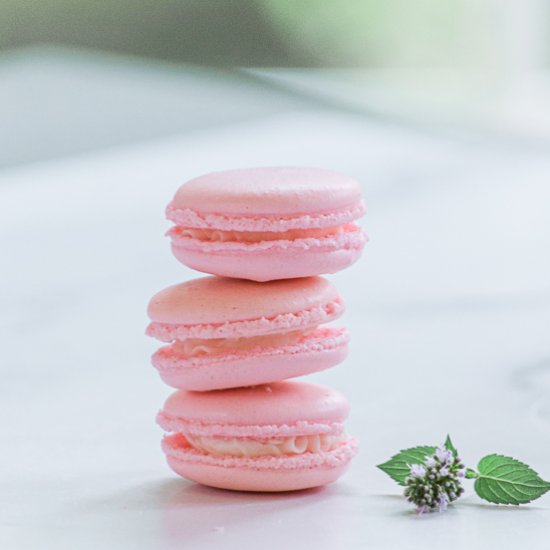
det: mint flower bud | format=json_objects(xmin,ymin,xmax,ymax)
[{"xmin": 404, "ymin": 446, "xmax": 466, "ymax": 513}]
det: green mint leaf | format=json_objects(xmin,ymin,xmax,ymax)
[
  {"xmin": 474, "ymin": 454, "xmax": 550, "ymax": 505},
  {"xmin": 377, "ymin": 446, "xmax": 436, "ymax": 486},
  {"xmin": 444, "ymin": 434, "xmax": 458, "ymax": 457},
  {"xmin": 465, "ymin": 468, "xmax": 478, "ymax": 479}
]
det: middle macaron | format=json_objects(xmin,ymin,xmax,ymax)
[{"xmin": 146, "ymin": 276, "xmax": 348, "ymax": 391}]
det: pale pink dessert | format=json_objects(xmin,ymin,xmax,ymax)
[
  {"xmin": 166, "ymin": 167, "xmax": 367, "ymax": 281},
  {"xmin": 146, "ymin": 276, "xmax": 348, "ymax": 391},
  {"xmin": 157, "ymin": 381, "xmax": 358, "ymax": 492}
]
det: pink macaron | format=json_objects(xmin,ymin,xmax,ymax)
[
  {"xmin": 166, "ymin": 167, "xmax": 367, "ymax": 281},
  {"xmin": 157, "ymin": 381, "xmax": 358, "ymax": 492},
  {"xmin": 146, "ymin": 276, "xmax": 348, "ymax": 391}
]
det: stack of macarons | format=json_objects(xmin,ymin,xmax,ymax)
[{"xmin": 146, "ymin": 167, "xmax": 367, "ymax": 492}]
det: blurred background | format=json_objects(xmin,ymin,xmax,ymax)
[
  {"xmin": 2, "ymin": 0, "xmax": 550, "ymax": 167},
  {"xmin": 2, "ymin": 0, "xmax": 549, "ymax": 67}
]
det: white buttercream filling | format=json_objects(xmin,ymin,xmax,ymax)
[
  {"xmin": 176, "ymin": 225, "xmax": 350, "ymax": 243},
  {"xmin": 185, "ymin": 434, "xmax": 345, "ymax": 457},
  {"xmin": 172, "ymin": 330, "xmax": 309, "ymax": 357}
]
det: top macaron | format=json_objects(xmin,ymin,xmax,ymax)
[{"xmin": 166, "ymin": 167, "xmax": 367, "ymax": 281}]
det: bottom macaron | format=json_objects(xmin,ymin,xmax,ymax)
[{"xmin": 157, "ymin": 381, "xmax": 358, "ymax": 492}]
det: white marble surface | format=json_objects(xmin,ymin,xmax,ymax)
[{"xmin": 2, "ymin": 84, "xmax": 550, "ymax": 548}]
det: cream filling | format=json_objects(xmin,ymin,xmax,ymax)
[
  {"xmin": 185, "ymin": 434, "xmax": 345, "ymax": 457},
  {"xmin": 173, "ymin": 330, "xmax": 309, "ymax": 357},
  {"xmin": 176, "ymin": 225, "xmax": 350, "ymax": 243}
]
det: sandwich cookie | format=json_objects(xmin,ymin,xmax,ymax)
[
  {"xmin": 146, "ymin": 276, "xmax": 348, "ymax": 391},
  {"xmin": 157, "ymin": 381, "xmax": 358, "ymax": 492},
  {"xmin": 166, "ymin": 167, "xmax": 367, "ymax": 281}
]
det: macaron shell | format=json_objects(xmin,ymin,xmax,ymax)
[
  {"xmin": 152, "ymin": 327, "xmax": 349, "ymax": 391},
  {"xmin": 165, "ymin": 458, "xmax": 352, "ymax": 492},
  {"xmin": 159, "ymin": 381, "xmax": 349, "ymax": 434},
  {"xmin": 146, "ymin": 276, "xmax": 344, "ymax": 340},
  {"xmin": 169, "ymin": 167, "xmax": 362, "ymax": 218},
  {"xmin": 163, "ymin": 433, "xmax": 358, "ymax": 492},
  {"xmin": 147, "ymin": 275, "xmax": 341, "ymax": 325},
  {"xmin": 170, "ymin": 234, "xmax": 366, "ymax": 281}
]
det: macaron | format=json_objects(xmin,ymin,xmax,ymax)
[
  {"xmin": 146, "ymin": 276, "xmax": 348, "ymax": 391},
  {"xmin": 166, "ymin": 167, "xmax": 367, "ymax": 281},
  {"xmin": 157, "ymin": 381, "xmax": 358, "ymax": 492}
]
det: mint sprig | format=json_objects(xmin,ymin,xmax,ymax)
[{"xmin": 377, "ymin": 436, "xmax": 550, "ymax": 512}]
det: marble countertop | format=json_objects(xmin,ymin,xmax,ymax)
[{"xmin": 2, "ymin": 53, "xmax": 550, "ymax": 549}]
